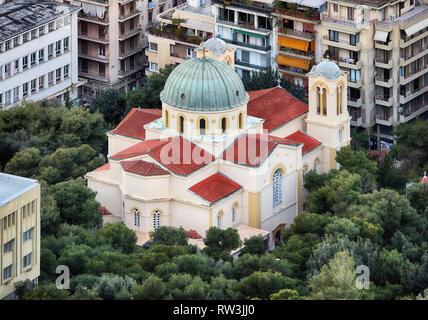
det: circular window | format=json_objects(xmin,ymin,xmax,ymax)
[{"xmin": 181, "ymin": 93, "xmax": 186, "ymax": 100}]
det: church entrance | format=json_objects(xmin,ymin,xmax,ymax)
[{"xmin": 272, "ymin": 223, "xmax": 286, "ymax": 246}]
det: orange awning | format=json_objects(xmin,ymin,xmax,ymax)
[
  {"xmin": 310, "ymin": 40, "xmax": 315, "ymax": 52},
  {"xmin": 277, "ymin": 36, "xmax": 309, "ymax": 52},
  {"xmin": 277, "ymin": 55, "xmax": 310, "ymax": 71}
]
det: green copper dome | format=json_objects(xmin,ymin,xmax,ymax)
[{"xmin": 160, "ymin": 58, "xmax": 249, "ymax": 112}]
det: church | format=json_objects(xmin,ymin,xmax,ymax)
[{"xmin": 86, "ymin": 38, "xmax": 351, "ymax": 251}]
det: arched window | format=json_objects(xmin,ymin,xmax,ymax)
[
  {"xmin": 165, "ymin": 110, "xmax": 169, "ymax": 127},
  {"xmin": 133, "ymin": 208, "xmax": 140, "ymax": 227},
  {"xmin": 336, "ymin": 87, "xmax": 341, "ymax": 115},
  {"xmin": 153, "ymin": 210, "xmax": 161, "ymax": 229},
  {"xmin": 179, "ymin": 116, "xmax": 184, "ymax": 134},
  {"xmin": 339, "ymin": 127, "xmax": 343, "ymax": 142},
  {"xmin": 322, "ymin": 88, "xmax": 327, "ymax": 116},
  {"xmin": 273, "ymin": 169, "xmax": 283, "ymax": 207},
  {"xmin": 314, "ymin": 159, "xmax": 319, "ymax": 173},
  {"xmin": 303, "ymin": 164, "xmax": 308, "ymax": 185},
  {"xmin": 316, "ymin": 87, "xmax": 321, "ymax": 115},
  {"xmin": 238, "ymin": 113, "xmax": 243, "ymax": 130},
  {"xmin": 199, "ymin": 118, "xmax": 206, "ymax": 135},
  {"xmin": 217, "ymin": 211, "xmax": 223, "ymax": 228},
  {"xmin": 221, "ymin": 117, "xmax": 227, "ymax": 134},
  {"xmin": 232, "ymin": 203, "xmax": 238, "ymax": 223}
]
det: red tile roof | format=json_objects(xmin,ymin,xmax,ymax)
[
  {"xmin": 187, "ymin": 229, "xmax": 203, "ymax": 239},
  {"xmin": 189, "ymin": 172, "xmax": 241, "ymax": 204},
  {"xmin": 111, "ymin": 136, "xmax": 215, "ymax": 176},
  {"xmin": 121, "ymin": 160, "xmax": 170, "ymax": 176},
  {"xmin": 98, "ymin": 206, "xmax": 112, "ymax": 216},
  {"xmin": 247, "ymin": 87, "xmax": 308, "ymax": 132},
  {"xmin": 421, "ymin": 175, "xmax": 428, "ymax": 184},
  {"xmin": 110, "ymin": 108, "xmax": 162, "ymax": 140},
  {"xmin": 92, "ymin": 163, "xmax": 110, "ymax": 172},
  {"xmin": 285, "ymin": 131, "xmax": 321, "ymax": 154}
]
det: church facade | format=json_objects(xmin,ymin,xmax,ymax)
[{"xmin": 86, "ymin": 39, "xmax": 351, "ymax": 249}]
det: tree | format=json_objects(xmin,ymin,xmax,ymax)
[
  {"xmin": 270, "ymin": 288, "xmax": 301, "ymax": 300},
  {"xmin": 51, "ymin": 178, "xmax": 102, "ymax": 228},
  {"xmin": 202, "ymin": 227, "xmax": 241, "ymax": 261},
  {"xmin": 308, "ymin": 250, "xmax": 361, "ymax": 300},
  {"xmin": 207, "ymin": 275, "xmax": 240, "ymax": 300},
  {"xmin": 132, "ymin": 275, "xmax": 166, "ymax": 300},
  {"xmin": 238, "ymin": 271, "xmax": 296, "ymax": 299},
  {"xmin": 407, "ymin": 183, "xmax": 428, "ymax": 215},
  {"xmin": 241, "ymin": 235, "xmax": 266, "ymax": 255},
  {"xmin": 98, "ymin": 222, "xmax": 137, "ymax": 254},
  {"xmin": 93, "ymin": 274, "xmax": 136, "ymax": 300},
  {"xmin": 90, "ymin": 89, "xmax": 127, "ymax": 125},
  {"xmin": 4, "ymin": 147, "xmax": 41, "ymax": 177},
  {"xmin": 14, "ymin": 280, "xmax": 35, "ymax": 300},
  {"xmin": 149, "ymin": 226, "xmax": 188, "ymax": 246},
  {"xmin": 376, "ymin": 152, "xmax": 405, "ymax": 190}
]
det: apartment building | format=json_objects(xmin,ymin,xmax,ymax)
[
  {"xmin": 212, "ymin": 0, "xmax": 275, "ymax": 79},
  {"xmin": 0, "ymin": 0, "xmax": 82, "ymax": 110},
  {"xmin": 321, "ymin": 0, "xmax": 428, "ymax": 147},
  {"xmin": 145, "ymin": 0, "xmax": 215, "ymax": 76},
  {"xmin": 273, "ymin": 0, "xmax": 325, "ymax": 87},
  {"xmin": 0, "ymin": 173, "xmax": 40, "ymax": 300}
]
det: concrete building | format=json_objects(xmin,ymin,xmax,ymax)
[
  {"xmin": 321, "ymin": 0, "xmax": 428, "ymax": 148},
  {"xmin": 273, "ymin": 0, "xmax": 326, "ymax": 87},
  {"xmin": 86, "ymin": 41, "xmax": 351, "ymax": 249},
  {"xmin": 212, "ymin": 0, "xmax": 275, "ymax": 79},
  {"xmin": 0, "ymin": 0, "xmax": 83, "ymax": 110},
  {"xmin": 0, "ymin": 173, "xmax": 40, "ymax": 300},
  {"xmin": 145, "ymin": 0, "xmax": 215, "ymax": 76}
]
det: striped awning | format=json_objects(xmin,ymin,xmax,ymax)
[
  {"xmin": 277, "ymin": 36, "xmax": 310, "ymax": 51},
  {"xmin": 277, "ymin": 55, "xmax": 310, "ymax": 71}
]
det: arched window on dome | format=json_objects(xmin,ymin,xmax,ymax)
[
  {"xmin": 337, "ymin": 86, "xmax": 343, "ymax": 115},
  {"xmin": 179, "ymin": 116, "xmax": 184, "ymax": 134},
  {"xmin": 322, "ymin": 88, "xmax": 327, "ymax": 116},
  {"xmin": 153, "ymin": 210, "xmax": 161, "ymax": 229},
  {"xmin": 238, "ymin": 113, "xmax": 243, "ymax": 130},
  {"xmin": 316, "ymin": 87, "xmax": 321, "ymax": 115},
  {"xmin": 273, "ymin": 169, "xmax": 283, "ymax": 208},
  {"xmin": 199, "ymin": 118, "xmax": 206, "ymax": 135},
  {"xmin": 165, "ymin": 110, "xmax": 169, "ymax": 128},
  {"xmin": 133, "ymin": 208, "xmax": 140, "ymax": 227},
  {"xmin": 221, "ymin": 117, "xmax": 227, "ymax": 134}
]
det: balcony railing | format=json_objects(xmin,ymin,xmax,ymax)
[
  {"xmin": 278, "ymin": 64, "xmax": 307, "ymax": 75},
  {"xmin": 119, "ymin": 9, "xmax": 141, "ymax": 22},
  {"xmin": 79, "ymin": 69, "xmax": 109, "ymax": 82},
  {"xmin": 216, "ymin": 17, "xmax": 272, "ymax": 34},
  {"xmin": 278, "ymin": 47, "xmax": 315, "ymax": 59},
  {"xmin": 219, "ymin": 37, "xmax": 271, "ymax": 52},
  {"xmin": 147, "ymin": 26, "xmax": 208, "ymax": 46},
  {"xmin": 78, "ymin": 12, "xmax": 109, "ymax": 25},
  {"xmin": 277, "ymin": 27, "xmax": 314, "ymax": 40},
  {"xmin": 235, "ymin": 60, "xmax": 268, "ymax": 71},
  {"xmin": 212, "ymin": 0, "xmax": 272, "ymax": 15},
  {"xmin": 119, "ymin": 27, "xmax": 142, "ymax": 41},
  {"xmin": 273, "ymin": 7, "xmax": 320, "ymax": 21},
  {"xmin": 119, "ymin": 47, "xmax": 142, "ymax": 59}
]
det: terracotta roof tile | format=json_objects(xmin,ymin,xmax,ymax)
[
  {"xmin": 285, "ymin": 131, "xmax": 321, "ymax": 154},
  {"xmin": 92, "ymin": 163, "xmax": 110, "ymax": 172},
  {"xmin": 247, "ymin": 87, "xmax": 308, "ymax": 132},
  {"xmin": 187, "ymin": 229, "xmax": 203, "ymax": 239},
  {"xmin": 111, "ymin": 139, "xmax": 169, "ymax": 160},
  {"xmin": 121, "ymin": 160, "xmax": 170, "ymax": 176},
  {"xmin": 189, "ymin": 172, "xmax": 241, "ymax": 204},
  {"xmin": 110, "ymin": 108, "xmax": 162, "ymax": 140}
]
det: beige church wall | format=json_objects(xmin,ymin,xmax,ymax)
[
  {"xmin": 210, "ymin": 191, "xmax": 244, "ymax": 230},
  {"xmin": 87, "ymin": 178, "xmax": 123, "ymax": 218},
  {"xmin": 170, "ymin": 201, "xmax": 211, "ymax": 237},
  {"xmin": 123, "ymin": 197, "xmax": 171, "ymax": 234},
  {"xmin": 302, "ymin": 148, "xmax": 324, "ymax": 175},
  {"xmin": 268, "ymin": 114, "xmax": 307, "ymax": 139},
  {"xmin": 107, "ymin": 133, "xmax": 142, "ymax": 158},
  {"xmin": 123, "ymin": 172, "xmax": 170, "ymax": 200}
]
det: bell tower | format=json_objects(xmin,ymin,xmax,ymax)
[{"xmin": 305, "ymin": 60, "xmax": 351, "ymax": 171}]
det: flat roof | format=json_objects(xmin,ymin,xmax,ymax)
[
  {"xmin": 0, "ymin": 0, "xmax": 80, "ymax": 42},
  {"xmin": 0, "ymin": 173, "xmax": 39, "ymax": 206}
]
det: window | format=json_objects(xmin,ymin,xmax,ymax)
[
  {"xmin": 133, "ymin": 208, "xmax": 140, "ymax": 227},
  {"xmin": 64, "ymin": 65, "xmax": 69, "ymax": 79},
  {"xmin": 217, "ymin": 211, "xmax": 223, "ymax": 228},
  {"xmin": 314, "ymin": 159, "xmax": 319, "ymax": 172},
  {"xmin": 31, "ymin": 52, "xmax": 36, "ymax": 66},
  {"xmin": 23, "ymin": 228, "xmax": 33, "ymax": 242},
  {"xmin": 14, "ymin": 59, "xmax": 19, "ymax": 72},
  {"xmin": 31, "ymin": 29, "xmax": 37, "ymax": 40},
  {"xmin": 23, "ymin": 33, "xmax": 29, "ymax": 43},
  {"xmin": 56, "ymin": 68, "xmax": 62, "ymax": 82},
  {"xmin": 56, "ymin": 40, "xmax": 62, "ymax": 55},
  {"xmin": 186, "ymin": 48, "xmax": 195, "ymax": 58},
  {"xmin": 3, "ymin": 239, "xmax": 13, "ymax": 254},
  {"xmin": 48, "ymin": 44, "xmax": 54, "ymax": 59},
  {"xmin": 347, "ymin": 7, "xmax": 354, "ymax": 21},
  {"xmin": 22, "ymin": 56, "xmax": 28, "ymax": 70},
  {"xmin": 153, "ymin": 211, "xmax": 161, "ymax": 229},
  {"xmin": 149, "ymin": 42, "xmax": 158, "ymax": 52},
  {"xmin": 149, "ymin": 62, "xmax": 158, "ymax": 72},
  {"xmin": 13, "ymin": 87, "xmax": 19, "ymax": 103},
  {"xmin": 350, "ymin": 69, "xmax": 360, "ymax": 82},
  {"xmin": 165, "ymin": 110, "xmax": 169, "ymax": 127},
  {"xmin": 39, "ymin": 49, "xmax": 44, "ymax": 63},
  {"xmin": 23, "ymin": 253, "xmax": 32, "ymax": 269},
  {"xmin": 221, "ymin": 117, "xmax": 227, "ymax": 134},
  {"xmin": 273, "ymin": 169, "xmax": 283, "ymax": 207},
  {"xmin": 232, "ymin": 204, "xmax": 238, "ymax": 223},
  {"xmin": 3, "ymin": 265, "xmax": 12, "ymax": 280},
  {"xmin": 39, "ymin": 76, "xmax": 44, "ymax": 90},
  {"xmin": 179, "ymin": 116, "xmax": 184, "ymax": 134},
  {"xmin": 5, "ymin": 40, "xmax": 11, "ymax": 51},
  {"xmin": 39, "ymin": 26, "xmax": 45, "ymax": 36},
  {"xmin": 49, "ymin": 22, "xmax": 55, "ymax": 32},
  {"xmin": 4, "ymin": 63, "xmax": 10, "ymax": 77},
  {"xmin": 13, "ymin": 37, "xmax": 19, "ymax": 47},
  {"xmin": 98, "ymin": 46, "xmax": 106, "ymax": 57},
  {"xmin": 339, "ymin": 127, "xmax": 343, "ymax": 142},
  {"xmin": 48, "ymin": 71, "xmax": 54, "ymax": 86},
  {"xmin": 31, "ymin": 79, "xmax": 36, "ymax": 93},
  {"xmin": 199, "ymin": 118, "xmax": 206, "ymax": 135},
  {"xmin": 350, "ymin": 34, "xmax": 359, "ymax": 46},
  {"xmin": 329, "ymin": 30, "xmax": 339, "ymax": 42},
  {"xmin": 4, "ymin": 90, "xmax": 11, "ymax": 105},
  {"xmin": 56, "ymin": 19, "xmax": 63, "ymax": 29},
  {"xmin": 64, "ymin": 37, "xmax": 70, "ymax": 52},
  {"xmin": 238, "ymin": 113, "xmax": 243, "ymax": 129},
  {"xmin": 23, "ymin": 82, "xmax": 29, "ymax": 97},
  {"xmin": 333, "ymin": 4, "xmax": 338, "ymax": 12}
]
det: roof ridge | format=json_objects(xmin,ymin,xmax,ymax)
[{"xmin": 248, "ymin": 87, "xmax": 279, "ymax": 103}]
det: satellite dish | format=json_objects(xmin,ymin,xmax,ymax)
[{"xmin": 398, "ymin": 107, "xmax": 403, "ymax": 113}]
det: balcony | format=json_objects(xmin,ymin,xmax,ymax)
[
  {"xmin": 350, "ymin": 117, "xmax": 363, "ymax": 127},
  {"xmin": 375, "ymin": 57, "xmax": 393, "ymax": 69},
  {"xmin": 375, "ymin": 114, "xmax": 393, "ymax": 126},
  {"xmin": 277, "ymin": 27, "xmax": 314, "ymax": 41},
  {"xmin": 235, "ymin": 60, "xmax": 268, "ymax": 71},
  {"xmin": 374, "ymin": 40, "xmax": 393, "ymax": 51},
  {"xmin": 146, "ymin": 26, "xmax": 207, "ymax": 47},
  {"xmin": 348, "ymin": 97, "xmax": 362, "ymax": 108},
  {"xmin": 78, "ymin": 52, "xmax": 109, "ymax": 63},
  {"xmin": 169, "ymin": 53, "xmax": 187, "ymax": 64},
  {"xmin": 219, "ymin": 37, "xmax": 271, "ymax": 52},
  {"xmin": 338, "ymin": 57, "xmax": 361, "ymax": 70},
  {"xmin": 79, "ymin": 0, "xmax": 108, "ymax": 6},
  {"xmin": 118, "ymin": 66, "xmax": 143, "ymax": 79},
  {"xmin": 119, "ymin": 27, "xmax": 142, "ymax": 41},
  {"xmin": 348, "ymin": 78, "xmax": 362, "ymax": 88},
  {"xmin": 321, "ymin": 14, "xmax": 369, "ymax": 32},
  {"xmin": 399, "ymin": 84, "xmax": 428, "ymax": 104},
  {"xmin": 118, "ymin": 9, "xmax": 141, "ymax": 22},
  {"xmin": 278, "ymin": 47, "xmax": 314, "ymax": 60},
  {"xmin": 78, "ymin": 12, "xmax": 109, "ymax": 25},
  {"xmin": 399, "ymin": 46, "xmax": 428, "ymax": 66},
  {"xmin": 322, "ymin": 35, "xmax": 361, "ymax": 51},
  {"xmin": 400, "ymin": 104, "xmax": 428, "ymax": 123},
  {"xmin": 79, "ymin": 69, "xmax": 109, "ymax": 82},
  {"xmin": 212, "ymin": 0, "xmax": 272, "ymax": 15},
  {"xmin": 272, "ymin": 6, "xmax": 320, "ymax": 23},
  {"xmin": 118, "ymin": 47, "xmax": 142, "ymax": 59},
  {"xmin": 375, "ymin": 96, "xmax": 393, "ymax": 107},
  {"xmin": 79, "ymin": 33, "xmax": 109, "ymax": 44},
  {"xmin": 278, "ymin": 64, "xmax": 308, "ymax": 77},
  {"xmin": 400, "ymin": 65, "xmax": 428, "ymax": 85},
  {"xmin": 375, "ymin": 76, "xmax": 393, "ymax": 87},
  {"xmin": 215, "ymin": 17, "xmax": 272, "ymax": 36}
]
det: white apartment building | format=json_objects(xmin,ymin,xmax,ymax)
[{"xmin": 0, "ymin": 0, "xmax": 83, "ymax": 110}]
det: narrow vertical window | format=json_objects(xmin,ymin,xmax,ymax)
[
  {"xmin": 221, "ymin": 117, "xmax": 227, "ymax": 134},
  {"xmin": 238, "ymin": 113, "xmax": 243, "ymax": 129},
  {"xmin": 199, "ymin": 118, "xmax": 206, "ymax": 135},
  {"xmin": 316, "ymin": 87, "xmax": 321, "ymax": 114},
  {"xmin": 133, "ymin": 208, "xmax": 140, "ymax": 227},
  {"xmin": 179, "ymin": 116, "xmax": 184, "ymax": 134},
  {"xmin": 273, "ymin": 169, "xmax": 283, "ymax": 207},
  {"xmin": 165, "ymin": 110, "xmax": 169, "ymax": 128},
  {"xmin": 153, "ymin": 211, "xmax": 161, "ymax": 229}
]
